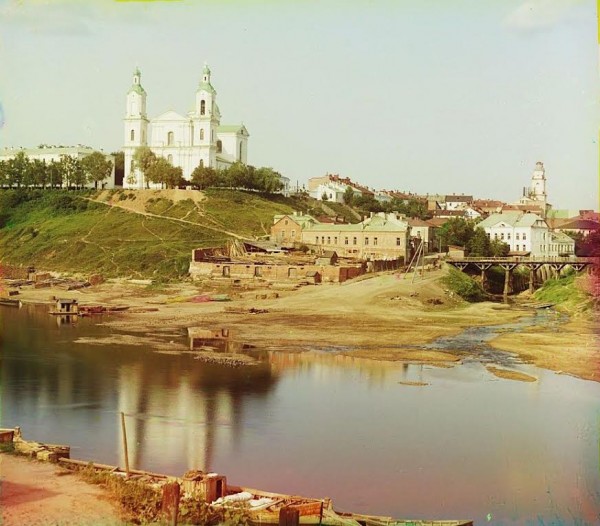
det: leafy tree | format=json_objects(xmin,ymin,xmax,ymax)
[
  {"xmin": 145, "ymin": 157, "xmax": 183, "ymax": 189},
  {"xmin": 8, "ymin": 151, "xmax": 29, "ymax": 188},
  {"xmin": 438, "ymin": 217, "xmax": 475, "ymax": 250},
  {"xmin": 31, "ymin": 159, "xmax": 48, "ymax": 188},
  {"xmin": 321, "ymin": 192, "xmax": 329, "ymax": 201},
  {"xmin": 164, "ymin": 165, "xmax": 184, "ymax": 189},
  {"xmin": 467, "ymin": 228, "xmax": 490, "ymax": 257},
  {"xmin": 254, "ymin": 167, "xmax": 283, "ymax": 193},
  {"xmin": 59, "ymin": 155, "xmax": 85, "ymax": 189},
  {"xmin": 0, "ymin": 160, "xmax": 8, "ymax": 187},
  {"xmin": 190, "ymin": 165, "xmax": 218, "ymax": 189},
  {"xmin": 82, "ymin": 151, "xmax": 113, "ymax": 189},
  {"xmin": 47, "ymin": 160, "xmax": 63, "ymax": 189},
  {"xmin": 133, "ymin": 146, "xmax": 157, "ymax": 188},
  {"xmin": 489, "ymin": 239, "xmax": 510, "ymax": 257},
  {"xmin": 227, "ymin": 162, "xmax": 249, "ymax": 189},
  {"xmin": 343, "ymin": 186, "xmax": 355, "ymax": 206},
  {"xmin": 111, "ymin": 151, "xmax": 124, "ymax": 186}
]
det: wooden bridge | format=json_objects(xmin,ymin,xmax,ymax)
[{"xmin": 446, "ymin": 256, "xmax": 598, "ymax": 295}]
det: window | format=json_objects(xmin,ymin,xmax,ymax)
[
  {"xmin": 239, "ymin": 142, "xmax": 243, "ymax": 160},
  {"xmin": 516, "ymin": 233, "xmax": 520, "ymax": 240},
  {"xmin": 291, "ymin": 230, "xmax": 296, "ymax": 238},
  {"xmin": 130, "ymin": 129, "xmax": 135, "ymax": 141},
  {"xmin": 396, "ymin": 237, "xmax": 401, "ymax": 246},
  {"xmin": 321, "ymin": 236, "xmax": 325, "ymax": 244},
  {"xmin": 200, "ymin": 128, "xmax": 205, "ymax": 140},
  {"xmin": 334, "ymin": 237, "xmax": 337, "ymax": 244},
  {"xmin": 486, "ymin": 233, "xmax": 490, "ymax": 239},
  {"xmin": 167, "ymin": 131, "xmax": 174, "ymax": 146},
  {"xmin": 500, "ymin": 233, "xmax": 505, "ymax": 240},
  {"xmin": 284, "ymin": 220, "xmax": 288, "ymax": 225},
  {"xmin": 200, "ymin": 100, "xmax": 206, "ymax": 115},
  {"xmin": 217, "ymin": 140, "xmax": 222, "ymax": 153},
  {"xmin": 353, "ymin": 237, "xmax": 357, "ymax": 245},
  {"xmin": 327, "ymin": 237, "xmax": 331, "ymax": 244},
  {"xmin": 494, "ymin": 233, "xmax": 498, "ymax": 240},
  {"xmin": 167, "ymin": 154, "xmax": 173, "ymax": 164},
  {"xmin": 522, "ymin": 233, "xmax": 527, "ymax": 241},
  {"xmin": 365, "ymin": 237, "xmax": 369, "ymax": 245},
  {"xmin": 344, "ymin": 237, "xmax": 349, "ymax": 245},
  {"xmin": 199, "ymin": 159, "xmax": 204, "ymax": 168},
  {"xmin": 507, "ymin": 233, "xmax": 511, "ymax": 240},
  {"xmin": 316, "ymin": 237, "xmax": 319, "ymax": 244},
  {"xmin": 373, "ymin": 237, "xmax": 378, "ymax": 246}
]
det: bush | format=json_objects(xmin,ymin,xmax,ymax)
[{"xmin": 440, "ymin": 267, "xmax": 486, "ymax": 302}]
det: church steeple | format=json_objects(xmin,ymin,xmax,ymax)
[{"xmin": 198, "ymin": 63, "xmax": 216, "ymax": 95}]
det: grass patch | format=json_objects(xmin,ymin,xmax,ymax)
[
  {"xmin": 439, "ymin": 267, "xmax": 486, "ymax": 302},
  {"xmin": 533, "ymin": 272, "xmax": 593, "ymax": 313}
]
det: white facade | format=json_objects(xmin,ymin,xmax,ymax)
[
  {"xmin": 310, "ymin": 181, "xmax": 361, "ymax": 203},
  {"xmin": 518, "ymin": 161, "xmax": 548, "ymax": 215},
  {"xmin": 477, "ymin": 212, "xmax": 550, "ymax": 256},
  {"xmin": 0, "ymin": 146, "xmax": 116, "ymax": 189},
  {"xmin": 123, "ymin": 66, "xmax": 249, "ymax": 189}
]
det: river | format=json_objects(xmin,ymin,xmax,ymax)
[{"xmin": 1, "ymin": 304, "xmax": 599, "ymax": 525}]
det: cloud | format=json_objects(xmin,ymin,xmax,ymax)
[{"xmin": 504, "ymin": 0, "xmax": 586, "ymax": 31}]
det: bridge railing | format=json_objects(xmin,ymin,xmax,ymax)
[{"xmin": 447, "ymin": 256, "xmax": 597, "ymax": 263}]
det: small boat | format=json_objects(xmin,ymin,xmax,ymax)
[{"xmin": 0, "ymin": 298, "xmax": 22, "ymax": 308}]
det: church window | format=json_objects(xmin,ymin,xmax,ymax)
[
  {"xmin": 516, "ymin": 233, "xmax": 520, "ymax": 240},
  {"xmin": 500, "ymin": 233, "xmax": 505, "ymax": 240},
  {"xmin": 507, "ymin": 233, "xmax": 511, "ymax": 240},
  {"xmin": 217, "ymin": 140, "xmax": 222, "ymax": 153},
  {"xmin": 522, "ymin": 233, "xmax": 527, "ymax": 241},
  {"xmin": 167, "ymin": 131, "xmax": 174, "ymax": 146},
  {"xmin": 200, "ymin": 100, "xmax": 206, "ymax": 115},
  {"xmin": 200, "ymin": 129, "xmax": 205, "ymax": 140},
  {"xmin": 168, "ymin": 155, "xmax": 173, "ymax": 164},
  {"xmin": 130, "ymin": 129, "xmax": 135, "ymax": 141},
  {"xmin": 199, "ymin": 159, "xmax": 204, "ymax": 168}
]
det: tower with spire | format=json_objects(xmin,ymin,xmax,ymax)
[{"xmin": 123, "ymin": 68, "xmax": 149, "ymax": 188}]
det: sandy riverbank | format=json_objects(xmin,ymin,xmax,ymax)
[
  {"xmin": 11, "ymin": 269, "xmax": 598, "ymax": 381},
  {"xmin": 0, "ymin": 453, "xmax": 123, "ymax": 526}
]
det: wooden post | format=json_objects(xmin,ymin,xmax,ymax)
[
  {"xmin": 162, "ymin": 482, "xmax": 181, "ymax": 526},
  {"xmin": 529, "ymin": 268, "xmax": 535, "ymax": 293},
  {"xmin": 120, "ymin": 412, "xmax": 130, "ymax": 478},
  {"xmin": 481, "ymin": 269, "xmax": 487, "ymax": 292},
  {"xmin": 503, "ymin": 268, "xmax": 512, "ymax": 296},
  {"xmin": 279, "ymin": 506, "xmax": 300, "ymax": 526}
]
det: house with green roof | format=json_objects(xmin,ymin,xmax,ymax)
[
  {"xmin": 476, "ymin": 212, "xmax": 549, "ymax": 256},
  {"xmin": 271, "ymin": 213, "xmax": 320, "ymax": 246}
]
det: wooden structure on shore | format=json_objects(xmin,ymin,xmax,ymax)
[
  {"xmin": 0, "ymin": 427, "xmax": 473, "ymax": 526},
  {"xmin": 447, "ymin": 256, "xmax": 597, "ymax": 295}
]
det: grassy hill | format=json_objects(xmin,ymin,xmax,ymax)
[{"xmin": 0, "ymin": 188, "xmax": 301, "ymax": 280}]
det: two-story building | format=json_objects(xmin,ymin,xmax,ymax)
[
  {"xmin": 476, "ymin": 212, "xmax": 549, "ymax": 256},
  {"xmin": 271, "ymin": 212, "xmax": 319, "ymax": 247},
  {"xmin": 301, "ymin": 212, "xmax": 410, "ymax": 261}
]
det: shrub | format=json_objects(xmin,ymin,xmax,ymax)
[{"xmin": 440, "ymin": 267, "xmax": 486, "ymax": 302}]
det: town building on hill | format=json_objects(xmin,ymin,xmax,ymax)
[
  {"xmin": 271, "ymin": 212, "xmax": 320, "ymax": 247},
  {"xmin": 301, "ymin": 212, "xmax": 410, "ymax": 261},
  {"xmin": 477, "ymin": 211, "xmax": 557, "ymax": 257},
  {"xmin": 0, "ymin": 146, "xmax": 116, "ymax": 189},
  {"xmin": 123, "ymin": 66, "xmax": 249, "ymax": 189},
  {"xmin": 515, "ymin": 161, "xmax": 549, "ymax": 217}
]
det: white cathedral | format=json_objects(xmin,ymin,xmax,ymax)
[{"xmin": 123, "ymin": 65, "xmax": 249, "ymax": 189}]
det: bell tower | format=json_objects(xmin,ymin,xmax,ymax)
[
  {"xmin": 191, "ymin": 63, "xmax": 219, "ymax": 169},
  {"xmin": 124, "ymin": 68, "xmax": 149, "ymax": 189},
  {"xmin": 530, "ymin": 161, "xmax": 547, "ymax": 202}
]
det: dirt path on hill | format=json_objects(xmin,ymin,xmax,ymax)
[{"xmin": 0, "ymin": 453, "xmax": 123, "ymax": 526}]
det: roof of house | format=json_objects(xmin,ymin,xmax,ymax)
[
  {"xmin": 273, "ymin": 214, "xmax": 319, "ymax": 228},
  {"xmin": 407, "ymin": 218, "xmax": 432, "ymax": 227},
  {"xmin": 445, "ymin": 194, "xmax": 473, "ymax": 202},
  {"xmin": 305, "ymin": 213, "xmax": 408, "ymax": 233},
  {"xmin": 558, "ymin": 219, "xmax": 600, "ymax": 231},
  {"xmin": 549, "ymin": 231, "xmax": 576, "ymax": 243},
  {"xmin": 217, "ymin": 124, "xmax": 249, "ymax": 135},
  {"xmin": 477, "ymin": 212, "xmax": 547, "ymax": 229}
]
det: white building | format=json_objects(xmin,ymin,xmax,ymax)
[
  {"xmin": 123, "ymin": 66, "xmax": 249, "ymax": 189},
  {"xmin": 477, "ymin": 212, "xmax": 549, "ymax": 256},
  {"xmin": 0, "ymin": 146, "xmax": 116, "ymax": 188},
  {"xmin": 310, "ymin": 181, "xmax": 361, "ymax": 203}
]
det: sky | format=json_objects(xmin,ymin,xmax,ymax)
[{"xmin": 0, "ymin": 0, "xmax": 598, "ymax": 210}]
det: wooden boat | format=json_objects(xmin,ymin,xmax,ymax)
[
  {"xmin": 0, "ymin": 298, "xmax": 22, "ymax": 308},
  {"xmin": 214, "ymin": 485, "xmax": 473, "ymax": 526}
]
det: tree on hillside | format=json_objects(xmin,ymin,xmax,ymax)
[
  {"xmin": 59, "ymin": 155, "xmax": 84, "ymax": 189},
  {"xmin": 47, "ymin": 160, "xmax": 63, "ymax": 189},
  {"xmin": 133, "ymin": 146, "xmax": 157, "ymax": 189},
  {"xmin": 343, "ymin": 186, "xmax": 355, "ymax": 206},
  {"xmin": 31, "ymin": 159, "xmax": 48, "ymax": 188},
  {"xmin": 145, "ymin": 157, "xmax": 184, "ymax": 189},
  {"xmin": 190, "ymin": 164, "xmax": 218, "ymax": 189},
  {"xmin": 0, "ymin": 160, "xmax": 8, "ymax": 187},
  {"xmin": 254, "ymin": 167, "xmax": 283, "ymax": 193},
  {"xmin": 227, "ymin": 162, "xmax": 250, "ymax": 189},
  {"xmin": 7, "ymin": 151, "xmax": 29, "ymax": 188},
  {"xmin": 82, "ymin": 151, "xmax": 113, "ymax": 189}
]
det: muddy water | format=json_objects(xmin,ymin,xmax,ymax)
[{"xmin": 1, "ymin": 304, "xmax": 599, "ymax": 525}]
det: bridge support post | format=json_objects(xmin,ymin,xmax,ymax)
[
  {"xmin": 474, "ymin": 263, "xmax": 492, "ymax": 292},
  {"xmin": 499, "ymin": 263, "xmax": 518, "ymax": 296}
]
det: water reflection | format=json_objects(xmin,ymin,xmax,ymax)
[{"xmin": 1, "ymin": 304, "xmax": 599, "ymax": 526}]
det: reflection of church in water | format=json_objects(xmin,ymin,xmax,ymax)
[{"xmin": 116, "ymin": 353, "xmax": 277, "ymax": 473}]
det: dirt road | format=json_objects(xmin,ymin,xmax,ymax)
[{"xmin": 0, "ymin": 453, "xmax": 122, "ymax": 526}]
